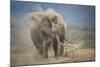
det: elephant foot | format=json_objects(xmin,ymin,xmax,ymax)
[
  {"xmin": 55, "ymin": 56, "xmax": 59, "ymax": 59},
  {"xmin": 42, "ymin": 53, "xmax": 49, "ymax": 59},
  {"xmin": 43, "ymin": 55, "xmax": 48, "ymax": 58},
  {"xmin": 40, "ymin": 55, "xmax": 48, "ymax": 59},
  {"xmin": 59, "ymin": 53, "xmax": 64, "ymax": 56},
  {"xmin": 55, "ymin": 56, "xmax": 64, "ymax": 60},
  {"xmin": 54, "ymin": 54, "xmax": 60, "ymax": 59}
]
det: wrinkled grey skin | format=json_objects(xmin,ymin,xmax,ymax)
[{"xmin": 31, "ymin": 9, "xmax": 66, "ymax": 58}]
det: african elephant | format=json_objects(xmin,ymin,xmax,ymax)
[{"xmin": 30, "ymin": 9, "xmax": 66, "ymax": 58}]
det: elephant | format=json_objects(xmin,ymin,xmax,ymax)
[{"xmin": 30, "ymin": 9, "xmax": 66, "ymax": 58}]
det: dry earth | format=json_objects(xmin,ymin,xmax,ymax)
[{"xmin": 11, "ymin": 48, "xmax": 95, "ymax": 66}]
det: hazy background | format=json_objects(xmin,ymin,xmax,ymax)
[{"xmin": 11, "ymin": 1, "xmax": 95, "ymax": 65}]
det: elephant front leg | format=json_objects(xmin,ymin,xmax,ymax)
[
  {"xmin": 39, "ymin": 47, "xmax": 43, "ymax": 55},
  {"xmin": 60, "ymin": 45, "xmax": 64, "ymax": 56},
  {"xmin": 59, "ymin": 38, "xmax": 65, "ymax": 56},
  {"xmin": 56, "ymin": 35, "xmax": 61, "ymax": 56},
  {"xmin": 53, "ymin": 35, "xmax": 64, "ymax": 58},
  {"xmin": 42, "ymin": 41, "xmax": 50, "ymax": 58},
  {"xmin": 53, "ymin": 37, "xmax": 59, "ymax": 58}
]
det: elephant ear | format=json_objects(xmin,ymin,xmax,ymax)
[{"xmin": 31, "ymin": 12, "xmax": 44, "ymax": 23}]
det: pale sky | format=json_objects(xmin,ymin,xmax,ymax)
[{"xmin": 11, "ymin": 1, "xmax": 95, "ymax": 29}]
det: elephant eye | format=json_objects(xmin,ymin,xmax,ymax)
[
  {"xmin": 52, "ymin": 16, "xmax": 57, "ymax": 24},
  {"xmin": 47, "ymin": 19, "xmax": 52, "ymax": 27}
]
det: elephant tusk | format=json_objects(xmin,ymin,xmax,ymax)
[
  {"xmin": 59, "ymin": 42, "xmax": 65, "ymax": 47},
  {"xmin": 56, "ymin": 35, "xmax": 65, "ymax": 47}
]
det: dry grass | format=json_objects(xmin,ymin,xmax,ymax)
[{"xmin": 64, "ymin": 48, "xmax": 95, "ymax": 62}]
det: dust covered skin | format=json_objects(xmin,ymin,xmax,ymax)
[{"xmin": 31, "ymin": 9, "xmax": 65, "ymax": 58}]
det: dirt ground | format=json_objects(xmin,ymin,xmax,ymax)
[{"xmin": 11, "ymin": 48, "xmax": 95, "ymax": 66}]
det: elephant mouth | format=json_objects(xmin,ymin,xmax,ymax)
[{"xmin": 41, "ymin": 30, "xmax": 56, "ymax": 37}]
